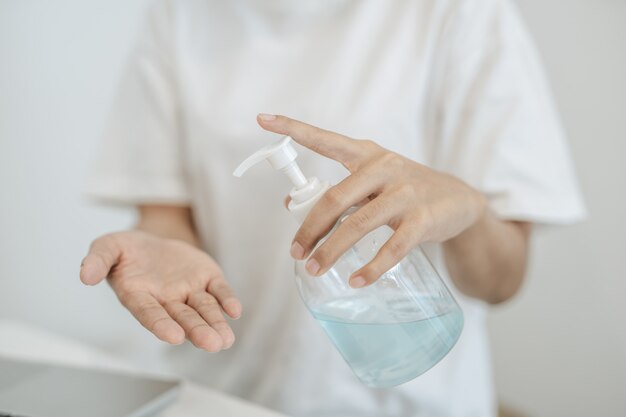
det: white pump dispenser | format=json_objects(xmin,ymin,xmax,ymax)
[
  {"xmin": 233, "ymin": 136, "xmax": 331, "ymax": 222},
  {"xmin": 233, "ymin": 135, "xmax": 464, "ymax": 389}
]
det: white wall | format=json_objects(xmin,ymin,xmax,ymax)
[
  {"xmin": 488, "ymin": 1, "xmax": 626, "ymax": 416},
  {"xmin": 0, "ymin": 0, "xmax": 159, "ymax": 365},
  {"xmin": 0, "ymin": 1, "xmax": 624, "ymax": 416}
]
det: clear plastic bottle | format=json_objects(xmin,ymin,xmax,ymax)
[{"xmin": 234, "ymin": 136, "xmax": 463, "ymax": 388}]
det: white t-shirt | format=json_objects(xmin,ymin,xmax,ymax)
[{"xmin": 88, "ymin": 0, "xmax": 586, "ymax": 416}]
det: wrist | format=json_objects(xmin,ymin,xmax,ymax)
[
  {"xmin": 136, "ymin": 206, "xmax": 200, "ymax": 246},
  {"xmin": 444, "ymin": 186, "xmax": 488, "ymax": 247}
]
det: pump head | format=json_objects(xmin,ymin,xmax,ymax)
[
  {"xmin": 233, "ymin": 136, "xmax": 308, "ymax": 188},
  {"xmin": 233, "ymin": 135, "xmax": 331, "ymax": 223}
]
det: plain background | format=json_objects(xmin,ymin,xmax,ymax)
[{"xmin": 0, "ymin": 1, "xmax": 624, "ymax": 416}]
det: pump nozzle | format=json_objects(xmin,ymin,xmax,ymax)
[
  {"xmin": 234, "ymin": 135, "xmax": 331, "ymax": 223},
  {"xmin": 233, "ymin": 136, "xmax": 307, "ymax": 188}
]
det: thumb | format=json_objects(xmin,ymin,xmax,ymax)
[{"xmin": 80, "ymin": 234, "xmax": 122, "ymax": 286}]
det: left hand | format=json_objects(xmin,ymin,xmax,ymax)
[{"xmin": 257, "ymin": 114, "xmax": 487, "ymax": 288}]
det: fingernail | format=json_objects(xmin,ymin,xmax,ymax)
[
  {"xmin": 306, "ymin": 258, "xmax": 320, "ymax": 276},
  {"xmin": 258, "ymin": 113, "xmax": 276, "ymax": 121},
  {"xmin": 350, "ymin": 275, "xmax": 367, "ymax": 288},
  {"xmin": 290, "ymin": 242, "xmax": 305, "ymax": 259}
]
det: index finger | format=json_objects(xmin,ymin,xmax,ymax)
[{"xmin": 256, "ymin": 114, "xmax": 365, "ymax": 170}]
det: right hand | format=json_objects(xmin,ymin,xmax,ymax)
[{"xmin": 80, "ymin": 230, "xmax": 241, "ymax": 352}]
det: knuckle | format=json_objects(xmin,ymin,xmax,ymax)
[
  {"xmin": 390, "ymin": 151, "xmax": 405, "ymax": 164},
  {"xmin": 359, "ymin": 264, "xmax": 380, "ymax": 282},
  {"xmin": 393, "ymin": 183, "xmax": 417, "ymax": 202},
  {"xmin": 294, "ymin": 225, "xmax": 315, "ymax": 247},
  {"xmin": 379, "ymin": 151, "xmax": 398, "ymax": 163},
  {"xmin": 345, "ymin": 210, "xmax": 373, "ymax": 233},
  {"xmin": 361, "ymin": 139, "xmax": 380, "ymax": 153},
  {"xmin": 188, "ymin": 323, "xmax": 209, "ymax": 337},
  {"xmin": 210, "ymin": 318, "xmax": 228, "ymax": 329},
  {"xmin": 409, "ymin": 210, "xmax": 436, "ymax": 240},
  {"xmin": 92, "ymin": 233, "xmax": 114, "ymax": 247},
  {"xmin": 101, "ymin": 231, "xmax": 127, "ymax": 248},
  {"xmin": 178, "ymin": 311, "xmax": 197, "ymax": 322},
  {"xmin": 148, "ymin": 316, "xmax": 170, "ymax": 330},
  {"xmin": 137, "ymin": 304, "xmax": 163, "ymax": 322},
  {"xmin": 380, "ymin": 152, "xmax": 406, "ymax": 171},
  {"xmin": 312, "ymin": 245, "xmax": 332, "ymax": 266},
  {"xmin": 323, "ymin": 186, "xmax": 347, "ymax": 208},
  {"xmin": 208, "ymin": 277, "xmax": 229, "ymax": 293},
  {"xmin": 352, "ymin": 139, "xmax": 381, "ymax": 167},
  {"xmin": 198, "ymin": 298, "xmax": 219, "ymax": 310},
  {"xmin": 370, "ymin": 196, "xmax": 395, "ymax": 217},
  {"xmin": 162, "ymin": 300, "xmax": 179, "ymax": 313},
  {"xmin": 94, "ymin": 252, "xmax": 109, "ymax": 266},
  {"xmin": 383, "ymin": 238, "xmax": 409, "ymax": 261}
]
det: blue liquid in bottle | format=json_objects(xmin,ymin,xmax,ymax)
[
  {"xmin": 297, "ymin": 222, "xmax": 464, "ymax": 388},
  {"xmin": 311, "ymin": 298, "xmax": 463, "ymax": 388}
]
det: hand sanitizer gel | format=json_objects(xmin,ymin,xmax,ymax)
[{"xmin": 234, "ymin": 136, "xmax": 463, "ymax": 388}]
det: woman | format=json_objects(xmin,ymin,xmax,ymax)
[{"xmin": 80, "ymin": 0, "xmax": 585, "ymax": 416}]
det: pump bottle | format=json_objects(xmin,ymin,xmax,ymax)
[{"xmin": 234, "ymin": 136, "xmax": 463, "ymax": 388}]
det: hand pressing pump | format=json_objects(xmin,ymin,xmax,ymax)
[{"xmin": 234, "ymin": 136, "xmax": 463, "ymax": 388}]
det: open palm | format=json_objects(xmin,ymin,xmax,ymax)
[{"xmin": 80, "ymin": 230, "xmax": 241, "ymax": 352}]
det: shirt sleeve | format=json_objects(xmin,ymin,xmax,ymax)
[
  {"xmin": 86, "ymin": 0, "xmax": 190, "ymax": 206},
  {"xmin": 431, "ymin": 0, "xmax": 586, "ymax": 225}
]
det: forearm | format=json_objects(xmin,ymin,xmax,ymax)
[
  {"xmin": 442, "ymin": 209, "xmax": 532, "ymax": 304},
  {"xmin": 136, "ymin": 205, "xmax": 200, "ymax": 247}
]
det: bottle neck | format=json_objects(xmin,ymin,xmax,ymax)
[{"xmin": 287, "ymin": 179, "xmax": 331, "ymax": 223}]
